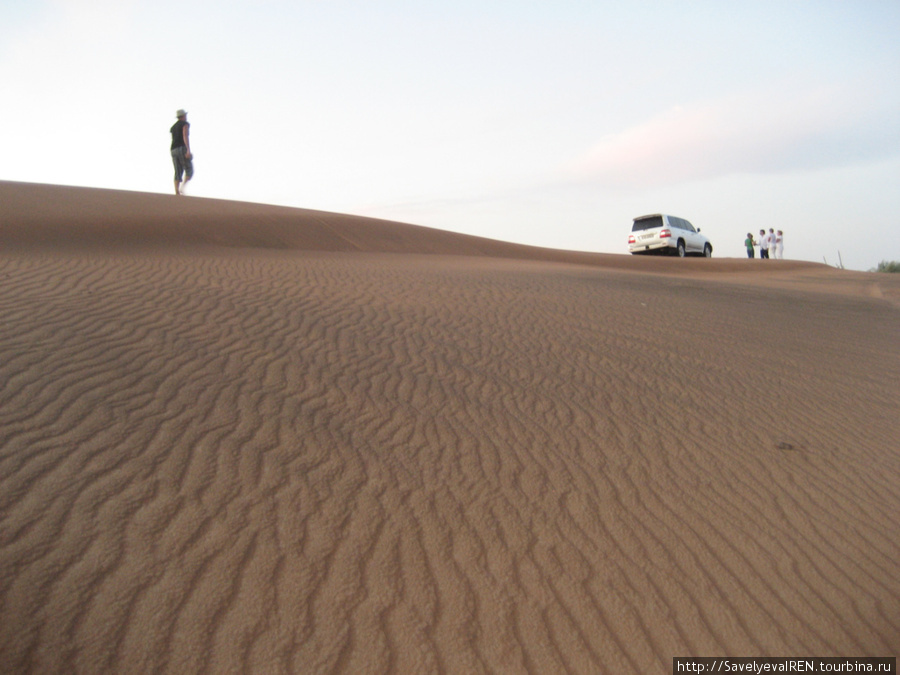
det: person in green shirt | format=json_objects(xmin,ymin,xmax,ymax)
[{"xmin": 744, "ymin": 232, "xmax": 756, "ymax": 258}]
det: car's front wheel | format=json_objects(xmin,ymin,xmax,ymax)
[
  {"xmin": 703, "ymin": 244, "xmax": 712, "ymax": 257},
  {"xmin": 676, "ymin": 240, "xmax": 686, "ymax": 257}
]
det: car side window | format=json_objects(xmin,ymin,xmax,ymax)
[{"xmin": 683, "ymin": 221, "xmax": 696, "ymax": 232}]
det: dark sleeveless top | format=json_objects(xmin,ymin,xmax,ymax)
[{"xmin": 170, "ymin": 120, "xmax": 189, "ymax": 150}]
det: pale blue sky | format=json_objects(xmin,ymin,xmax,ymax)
[{"xmin": 2, "ymin": 0, "xmax": 899, "ymax": 269}]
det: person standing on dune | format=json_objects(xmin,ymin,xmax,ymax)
[
  {"xmin": 775, "ymin": 230, "xmax": 784, "ymax": 259},
  {"xmin": 759, "ymin": 229, "xmax": 769, "ymax": 259},
  {"xmin": 745, "ymin": 232, "xmax": 756, "ymax": 258},
  {"xmin": 170, "ymin": 109, "xmax": 193, "ymax": 195}
]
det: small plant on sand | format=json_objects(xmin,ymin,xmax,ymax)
[{"xmin": 871, "ymin": 260, "xmax": 900, "ymax": 273}]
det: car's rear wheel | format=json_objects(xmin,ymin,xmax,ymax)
[
  {"xmin": 703, "ymin": 244, "xmax": 712, "ymax": 257},
  {"xmin": 676, "ymin": 240, "xmax": 686, "ymax": 257}
]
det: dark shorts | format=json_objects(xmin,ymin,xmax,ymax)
[{"xmin": 171, "ymin": 146, "xmax": 194, "ymax": 182}]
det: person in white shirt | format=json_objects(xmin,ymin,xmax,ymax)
[
  {"xmin": 775, "ymin": 230, "xmax": 784, "ymax": 259},
  {"xmin": 759, "ymin": 229, "xmax": 769, "ymax": 259}
]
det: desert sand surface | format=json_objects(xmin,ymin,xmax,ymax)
[{"xmin": 1, "ymin": 181, "xmax": 898, "ymax": 674}]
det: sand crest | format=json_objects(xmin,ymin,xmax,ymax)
[{"xmin": 1, "ymin": 183, "xmax": 898, "ymax": 673}]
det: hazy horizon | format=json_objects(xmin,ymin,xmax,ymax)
[{"xmin": 1, "ymin": 0, "xmax": 898, "ymax": 270}]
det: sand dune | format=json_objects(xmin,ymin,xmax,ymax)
[{"xmin": 1, "ymin": 183, "xmax": 898, "ymax": 673}]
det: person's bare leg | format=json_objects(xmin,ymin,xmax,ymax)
[{"xmin": 174, "ymin": 180, "xmax": 181, "ymax": 195}]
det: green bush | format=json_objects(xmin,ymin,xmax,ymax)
[{"xmin": 872, "ymin": 260, "xmax": 900, "ymax": 273}]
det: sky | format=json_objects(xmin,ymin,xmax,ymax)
[{"xmin": 2, "ymin": 0, "xmax": 899, "ymax": 270}]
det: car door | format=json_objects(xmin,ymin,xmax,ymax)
[{"xmin": 682, "ymin": 220, "xmax": 702, "ymax": 253}]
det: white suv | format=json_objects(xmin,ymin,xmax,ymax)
[{"xmin": 628, "ymin": 214, "xmax": 713, "ymax": 257}]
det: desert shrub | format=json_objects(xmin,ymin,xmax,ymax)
[{"xmin": 872, "ymin": 260, "xmax": 900, "ymax": 273}]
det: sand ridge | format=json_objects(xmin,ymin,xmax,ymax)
[
  {"xmin": 4, "ymin": 181, "xmax": 897, "ymax": 304},
  {"xmin": 1, "ymin": 183, "xmax": 899, "ymax": 673}
]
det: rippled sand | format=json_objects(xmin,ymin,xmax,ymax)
[{"xmin": 1, "ymin": 182, "xmax": 898, "ymax": 673}]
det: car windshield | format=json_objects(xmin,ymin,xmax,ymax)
[{"xmin": 632, "ymin": 216, "xmax": 663, "ymax": 232}]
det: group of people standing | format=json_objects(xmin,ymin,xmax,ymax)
[{"xmin": 745, "ymin": 229, "xmax": 784, "ymax": 259}]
